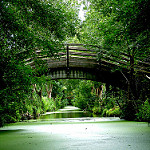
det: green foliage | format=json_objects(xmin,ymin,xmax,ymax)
[
  {"xmin": 105, "ymin": 106, "xmax": 121, "ymax": 117},
  {"xmin": 121, "ymin": 100, "xmax": 137, "ymax": 120},
  {"xmin": 136, "ymin": 100, "xmax": 150, "ymax": 122},
  {"xmin": 81, "ymin": 0, "xmax": 150, "ymax": 57},
  {"xmin": 73, "ymin": 80, "xmax": 97, "ymax": 110},
  {"xmin": 0, "ymin": 101, "xmax": 22, "ymax": 126},
  {"xmin": 78, "ymin": 0, "xmax": 150, "ymax": 120},
  {"xmin": 0, "ymin": 0, "xmax": 79, "ymax": 126},
  {"xmin": 92, "ymin": 106, "xmax": 102, "ymax": 114},
  {"xmin": 102, "ymin": 108, "xmax": 107, "ymax": 116},
  {"xmin": 42, "ymin": 97, "xmax": 56, "ymax": 112},
  {"xmin": 104, "ymin": 97, "xmax": 116, "ymax": 109},
  {"xmin": 0, "ymin": 0, "xmax": 149, "ymax": 125}
]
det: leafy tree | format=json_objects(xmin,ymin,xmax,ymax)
[
  {"xmin": 136, "ymin": 99, "xmax": 150, "ymax": 122},
  {"xmin": 0, "ymin": 0, "xmax": 79, "ymax": 126},
  {"xmin": 73, "ymin": 80, "xmax": 97, "ymax": 110},
  {"xmin": 79, "ymin": 0, "xmax": 150, "ymax": 119},
  {"xmin": 58, "ymin": 79, "xmax": 81, "ymax": 105}
]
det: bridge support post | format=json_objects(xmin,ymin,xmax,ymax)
[{"xmin": 66, "ymin": 45, "xmax": 70, "ymax": 78}]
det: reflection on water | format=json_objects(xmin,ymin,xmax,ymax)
[
  {"xmin": 38, "ymin": 106, "xmax": 122, "ymax": 122},
  {"xmin": 39, "ymin": 111, "xmax": 94, "ymax": 120}
]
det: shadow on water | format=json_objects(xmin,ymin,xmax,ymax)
[{"xmin": 0, "ymin": 129, "xmax": 25, "ymax": 134}]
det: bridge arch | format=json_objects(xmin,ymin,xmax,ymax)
[{"xmin": 25, "ymin": 43, "xmax": 149, "ymax": 90}]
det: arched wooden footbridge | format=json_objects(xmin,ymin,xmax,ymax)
[{"xmin": 25, "ymin": 43, "xmax": 150, "ymax": 89}]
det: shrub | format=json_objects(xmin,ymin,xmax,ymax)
[
  {"xmin": 136, "ymin": 100, "xmax": 150, "ymax": 122},
  {"xmin": 42, "ymin": 97, "xmax": 56, "ymax": 112},
  {"xmin": 0, "ymin": 115, "xmax": 5, "ymax": 127},
  {"xmin": 102, "ymin": 108, "xmax": 107, "ymax": 116},
  {"xmin": 55, "ymin": 96, "xmax": 62, "ymax": 109},
  {"xmin": 26, "ymin": 104, "xmax": 33, "ymax": 115},
  {"xmin": 92, "ymin": 106, "xmax": 102, "ymax": 114},
  {"xmin": 61, "ymin": 98, "xmax": 68, "ymax": 108},
  {"xmin": 106, "ymin": 106, "xmax": 121, "ymax": 117},
  {"xmin": 42, "ymin": 97, "xmax": 51, "ymax": 112},
  {"xmin": 104, "ymin": 97, "xmax": 116, "ymax": 109},
  {"xmin": 49, "ymin": 98, "xmax": 57, "ymax": 111},
  {"xmin": 6, "ymin": 115, "xmax": 17, "ymax": 123}
]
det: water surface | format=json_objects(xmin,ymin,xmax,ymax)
[
  {"xmin": 0, "ymin": 106, "xmax": 150, "ymax": 150},
  {"xmin": 38, "ymin": 106, "xmax": 121, "ymax": 122}
]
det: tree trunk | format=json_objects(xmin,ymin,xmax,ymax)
[
  {"xmin": 95, "ymin": 85, "xmax": 103, "ymax": 100},
  {"xmin": 46, "ymin": 83, "xmax": 53, "ymax": 99},
  {"xmin": 128, "ymin": 54, "xmax": 138, "ymax": 100},
  {"xmin": 125, "ymin": 54, "xmax": 138, "ymax": 120},
  {"xmin": 98, "ymin": 85, "xmax": 103, "ymax": 99},
  {"xmin": 33, "ymin": 84, "xmax": 42, "ymax": 101}
]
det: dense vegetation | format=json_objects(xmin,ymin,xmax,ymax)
[
  {"xmin": 0, "ymin": 0, "xmax": 150, "ymax": 126},
  {"xmin": 79, "ymin": 0, "xmax": 150, "ymax": 120},
  {"xmin": 0, "ymin": 0, "xmax": 79, "ymax": 126}
]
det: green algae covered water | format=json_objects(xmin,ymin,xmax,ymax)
[{"xmin": 0, "ymin": 106, "xmax": 150, "ymax": 150}]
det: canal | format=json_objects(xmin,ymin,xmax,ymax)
[{"xmin": 0, "ymin": 106, "xmax": 150, "ymax": 150}]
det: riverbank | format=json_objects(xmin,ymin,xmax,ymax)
[{"xmin": 41, "ymin": 106, "xmax": 81, "ymax": 115}]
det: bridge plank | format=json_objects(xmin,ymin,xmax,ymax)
[
  {"xmin": 66, "ymin": 43, "xmax": 84, "ymax": 46},
  {"xmin": 69, "ymin": 56, "xmax": 97, "ymax": 60},
  {"xmin": 68, "ymin": 46, "xmax": 96, "ymax": 52},
  {"xmin": 47, "ymin": 62, "xmax": 66, "ymax": 68},
  {"xmin": 69, "ymin": 51, "xmax": 97, "ymax": 57}
]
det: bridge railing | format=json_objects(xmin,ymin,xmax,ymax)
[
  {"xmin": 66, "ymin": 44, "xmax": 98, "ymax": 69},
  {"xmin": 24, "ymin": 43, "xmax": 150, "ymax": 75}
]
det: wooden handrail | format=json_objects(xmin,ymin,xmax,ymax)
[{"xmin": 23, "ymin": 43, "xmax": 150, "ymax": 75}]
